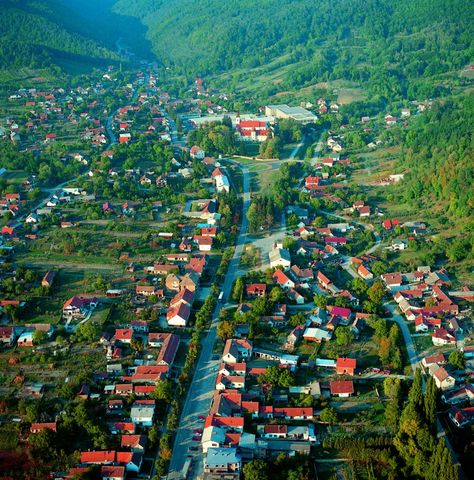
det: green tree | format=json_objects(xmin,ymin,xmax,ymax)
[
  {"xmin": 448, "ymin": 351, "xmax": 465, "ymax": 370},
  {"xmin": 320, "ymin": 406, "xmax": 338, "ymax": 424},
  {"xmin": 232, "ymin": 277, "xmax": 245, "ymax": 303},
  {"xmin": 217, "ymin": 320, "xmax": 234, "ymax": 341},
  {"xmin": 335, "ymin": 327, "xmax": 354, "ymax": 347},
  {"xmin": 33, "ymin": 330, "xmax": 48, "ymax": 344},
  {"xmin": 424, "ymin": 376, "xmax": 437, "ymax": 427},
  {"xmin": 152, "ymin": 380, "xmax": 174, "ymax": 400},
  {"xmin": 367, "ymin": 281, "xmax": 386, "ymax": 305},
  {"xmin": 313, "ymin": 294, "xmax": 327, "ymax": 309},
  {"xmin": 243, "ymin": 459, "xmax": 269, "ymax": 480}
]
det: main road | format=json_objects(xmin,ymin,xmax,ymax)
[{"xmin": 167, "ymin": 162, "xmax": 250, "ymax": 480}]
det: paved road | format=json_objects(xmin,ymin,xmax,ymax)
[
  {"xmin": 386, "ymin": 303, "xmax": 419, "ymax": 375},
  {"xmin": 167, "ymin": 164, "xmax": 250, "ymax": 480}
]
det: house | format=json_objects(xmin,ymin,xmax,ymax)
[
  {"xmin": 180, "ymin": 273, "xmax": 199, "ymax": 292},
  {"xmin": 204, "ymin": 447, "xmax": 241, "ymax": 477},
  {"xmin": 272, "ymin": 269, "xmax": 295, "ymax": 289},
  {"xmin": 358, "ymin": 265, "xmax": 373, "ymax": 280},
  {"xmin": 30, "ymin": 422, "xmax": 57, "ymax": 433},
  {"xmin": 442, "ymin": 385, "xmax": 474, "ymax": 406},
  {"xmin": 190, "ymin": 145, "xmax": 205, "ymax": 159},
  {"xmin": 274, "ymin": 407, "xmax": 313, "ymax": 420},
  {"xmin": 166, "ymin": 303, "xmax": 191, "ymax": 327},
  {"xmin": 246, "ymin": 283, "xmax": 267, "ymax": 297},
  {"xmin": 101, "ymin": 465, "xmax": 125, "ymax": 480},
  {"xmin": 317, "ymin": 271, "xmax": 332, "ymax": 290},
  {"xmin": 263, "ymin": 424, "xmax": 287, "ymax": 439},
  {"xmin": 166, "ymin": 273, "xmax": 181, "ymax": 292},
  {"xmin": 131, "ymin": 400, "xmax": 155, "ymax": 427},
  {"xmin": 121, "ymin": 434, "xmax": 147, "ymax": 452},
  {"xmin": 290, "ymin": 265, "xmax": 314, "ymax": 282},
  {"xmin": 170, "ymin": 288, "xmax": 195, "ymax": 309},
  {"xmin": 422, "ymin": 353, "xmax": 446, "ymax": 368},
  {"xmin": 430, "ymin": 366, "xmax": 456, "ymax": 391},
  {"xmin": 358, "ymin": 206, "xmax": 370, "ymax": 217},
  {"xmin": 0, "ymin": 326, "xmax": 14, "ymax": 345},
  {"xmin": 156, "ymin": 334, "xmax": 180, "ymax": 366},
  {"xmin": 303, "ymin": 327, "xmax": 332, "ymax": 343},
  {"xmin": 194, "ymin": 235, "xmax": 213, "ymax": 252},
  {"xmin": 288, "ymin": 288, "xmax": 305, "ymax": 304},
  {"xmin": 449, "ymin": 407, "xmax": 474, "ymax": 428},
  {"xmin": 269, "ymin": 248, "xmax": 291, "ymax": 269},
  {"xmin": 432, "ymin": 328, "xmax": 456, "ymax": 346},
  {"xmin": 63, "ymin": 296, "xmax": 97, "ymax": 318},
  {"xmin": 381, "ymin": 273, "xmax": 403, "ymax": 288},
  {"xmin": 284, "ymin": 325, "xmax": 305, "ymax": 351},
  {"xmin": 216, "ymin": 374, "xmax": 245, "ymax": 391},
  {"xmin": 113, "ymin": 328, "xmax": 134, "ymax": 344},
  {"xmin": 336, "ymin": 358, "xmax": 357, "ymax": 376},
  {"xmin": 330, "ymin": 380, "xmax": 354, "ymax": 398},
  {"xmin": 328, "ymin": 306, "xmax": 352, "ymax": 325},
  {"xmin": 136, "ymin": 284, "xmax": 162, "ymax": 297},
  {"xmin": 185, "ymin": 256, "xmax": 207, "ymax": 276},
  {"xmin": 222, "ymin": 339, "xmax": 253, "ymax": 363}
]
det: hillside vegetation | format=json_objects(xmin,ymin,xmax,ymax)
[
  {"xmin": 0, "ymin": 0, "xmax": 152, "ymax": 73},
  {"xmin": 114, "ymin": 0, "xmax": 474, "ymax": 99}
]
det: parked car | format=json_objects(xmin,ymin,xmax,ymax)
[
  {"xmin": 193, "ymin": 428, "xmax": 203, "ymax": 434},
  {"xmin": 192, "ymin": 435, "xmax": 201, "ymax": 441}
]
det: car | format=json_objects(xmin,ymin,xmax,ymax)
[
  {"xmin": 192, "ymin": 435, "xmax": 201, "ymax": 441},
  {"xmin": 372, "ymin": 368, "xmax": 381, "ymax": 373},
  {"xmin": 198, "ymin": 415, "xmax": 206, "ymax": 420},
  {"xmin": 189, "ymin": 446, "xmax": 198, "ymax": 452},
  {"xmin": 382, "ymin": 369, "xmax": 391, "ymax": 375},
  {"xmin": 193, "ymin": 428, "xmax": 203, "ymax": 434}
]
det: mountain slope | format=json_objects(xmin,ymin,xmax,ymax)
[
  {"xmin": 114, "ymin": 0, "xmax": 474, "ymax": 98},
  {"xmin": 0, "ymin": 0, "xmax": 152, "ymax": 72}
]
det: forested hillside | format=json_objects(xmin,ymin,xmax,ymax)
[
  {"xmin": 114, "ymin": 0, "xmax": 474, "ymax": 99},
  {"xmin": 398, "ymin": 94, "xmax": 474, "ymax": 220},
  {"xmin": 0, "ymin": 0, "xmax": 152, "ymax": 72}
]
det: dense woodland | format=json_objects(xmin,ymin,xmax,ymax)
[
  {"xmin": 116, "ymin": 0, "xmax": 474, "ymax": 99},
  {"xmin": 398, "ymin": 95, "xmax": 474, "ymax": 220},
  {"xmin": 0, "ymin": 0, "xmax": 153, "ymax": 71}
]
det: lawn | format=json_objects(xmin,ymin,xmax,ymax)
[{"xmin": 240, "ymin": 244, "xmax": 262, "ymax": 269}]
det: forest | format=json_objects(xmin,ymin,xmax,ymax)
[
  {"xmin": 115, "ymin": 0, "xmax": 474, "ymax": 99},
  {"xmin": 0, "ymin": 0, "xmax": 152, "ymax": 72}
]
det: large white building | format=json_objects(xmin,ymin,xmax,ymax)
[{"xmin": 265, "ymin": 104, "xmax": 317, "ymax": 124}]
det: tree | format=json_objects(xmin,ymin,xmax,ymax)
[
  {"xmin": 152, "ymin": 379, "xmax": 174, "ymax": 400},
  {"xmin": 269, "ymin": 286, "xmax": 285, "ymax": 303},
  {"xmin": 33, "ymin": 330, "xmax": 48, "ymax": 344},
  {"xmin": 313, "ymin": 294, "xmax": 327, "ymax": 309},
  {"xmin": 288, "ymin": 312, "xmax": 305, "ymax": 328},
  {"xmin": 448, "ymin": 351, "xmax": 465, "ymax": 370},
  {"xmin": 320, "ymin": 407, "xmax": 338, "ymax": 424},
  {"xmin": 130, "ymin": 338, "xmax": 144, "ymax": 353},
  {"xmin": 424, "ymin": 377, "xmax": 437, "ymax": 427},
  {"xmin": 217, "ymin": 320, "xmax": 234, "ymax": 341},
  {"xmin": 367, "ymin": 281, "xmax": 386, "ymax": 305},
  {"xmin": 408, "ymin": 369, "xmax": 423, "ymax": 409},
  {"xmin": 242, "ymin": 460, "xmax": 269, "ymax": 480},
  {"xmin": 232, "ymin": 277, "xmax": 244, "ymax": 303},
  {"xmin": 75, "ymin": 322, "xmax": 100, "ymax": 342},
  {"xmin": 335, "ymin": 327, "xmax": 354, "ymax": 347}
]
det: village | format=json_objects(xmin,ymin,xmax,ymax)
[{"xmin": 0, "ymin": 62, "xmax": 472, "ymax": 480}]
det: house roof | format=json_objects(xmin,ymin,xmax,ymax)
[
  {"xmin": 336, "ymin": 357, "xmax": 357, "ymax": 369},
  {"xmin": 273, "ymin": 269, "xmax": 292, "ymax": 286},
  {"xmin": 80, "ymin": 450, "xmax": 116, "ymax": 464},
  {"xmin": 120, "ymin": 434, "xmax": 147, "ymax": 450},
  {"xmin": 330, "ymin": 380, "xmax": 354, "ymax": 395}
]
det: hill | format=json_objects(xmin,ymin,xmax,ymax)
[
  {"xmin": 0, "ymin": 0, "xmax": 152, "ymax": 73},
  {"xmin": 114, "ymin": 0, "xmax": 474, "ymax": 99}
]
